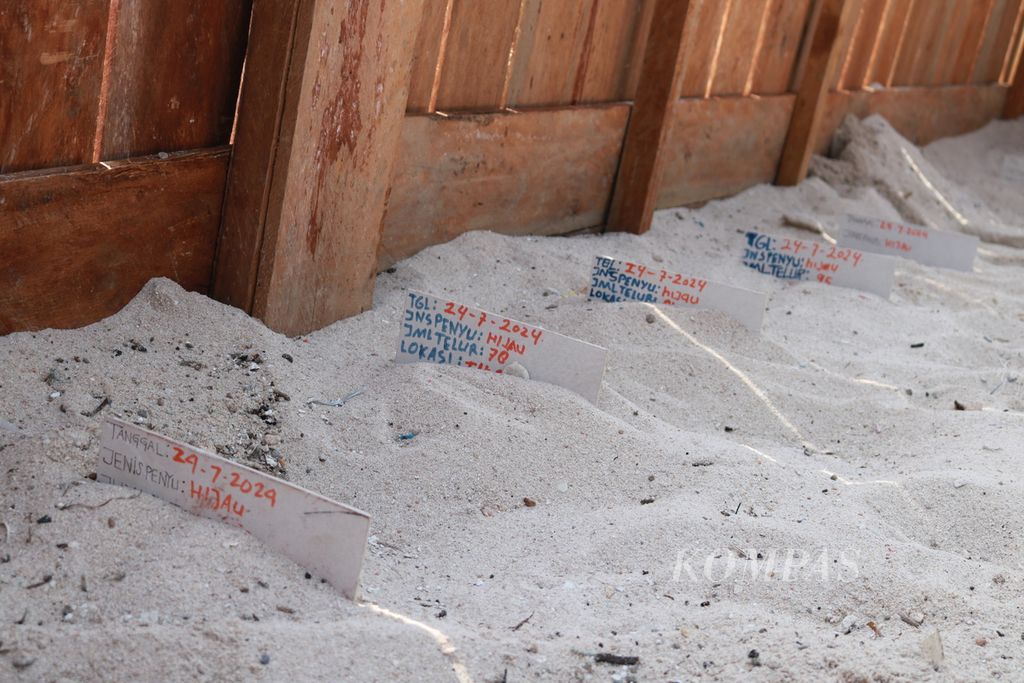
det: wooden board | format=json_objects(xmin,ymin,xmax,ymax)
[
  {"xmin": 867, "ymin": 0, "xmax": 915, "ymax": 86},
  {"xmin": 99, "ymin": 0, "xmax": 251, "ymax": 160},
  {"xmin": 217, "ymin": 0, "xmax": 424, "ymax": 336},
  {"xmin": 973, "ymin": 0, "xmax": 1024, "ymax": 83},
  {"xmin": 507, "ymin": 0, "xmax": 592, "ymax": 107},
  {"xmin": 0, "ymin": 0, "xmax": 110, "ymax": 173},
  {"xmin": 950, "ymin": 0, "xmax": 997, "ymax": 84},
  {"xmin": 378, "ymin": 105, "xmax": 629, "ymax": 269},
  {"xmin": 678, "ymin": 0, "xmax": 731, "ymax": 98},
  {"xmin": 777, "ymin": 0, "xmax": 855, "ymax": 186},
  {"xmin": 406, "ymin": 0, "xmax": 453, "ymax": 113},
  {"xmin": 751, "ymin": 0, "xmax": 814, "ymax": 94},
  {"xmin": 710, "ymin": 0, "xmax": 772, "ymax": 95},
  {"xmin": 606, "ymin": 0, "xmax": 691, "ymax": 234},
  {"xmin": 433, "ymin": 0, "xmax": 525, "ymax": 111},
  {"xmin": 1006, "ymin": 49, "xmax": 1024, "ymax": 116},
  {"xmin": 0, "ymin": 148, "xmax": 227, "ymax": 333},
  {"xmin": 839, "ymin": 0, "xmax": 888, "ymax": 90},
  {"xmin": 890, "ymin": 0, "xmax": 944, "ymax": 85},
  {"xmin": 814, "ymin": 84, "xmax": 1009, "ymax": 151},
  {"xmin": 659, "ymin": 95, "xmax": 796, "ymax": 207},
  {"xmin": 570, "ymin": 0, "xmax": 647, "ymax": 103}
]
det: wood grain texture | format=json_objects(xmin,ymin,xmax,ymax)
[
  {"xmin": 378, "ymin": 105, "xmax": 629, "ymax": 268},
  {"xmin": 606, "ymin": 0, "xmax": 690, "ymax": 234},
  {"xmin": 751, "ymin": 0, "xmax": 814, "ymax": 94},
  {"xmin": 711, "ymin": 0, "xmax": 771, "ymax": 95},
  {"xmin": 242, "ymin": 0, "xmax": 423, "ymax": 336},
  {"xmin": 0, "ymin": 148, "xmax": 227, "ymax": 333},
  {"xmin": 507, "ymin": 0, "xmax": 592, "ymax": 107},
  {"xmin": 211, "ymin": 0, "xmax": 303, "ymax": 314},
  {"xmin": 678, "ymin": 0, "xmax": 731, "ymax": 98},
  {"xmin": 0, "ymin": 0, "xmax": 110, "ymax": 173},
  {"xmin": 814, "ymin": 84, "xmax": 1008, "ymax": 151},
  {"xmin": 434, "ymin": 0, "xmax": 524, "ymax": 111},
  {"xmin": 659, "ymin": 95, "xmax": 796, "ymax": 207},
  {"xmin": 100, "ymin": 0, "xmax": 251, "ymax": 160},
  {"xmin": 406, "ymin": 0, "xmax": 451, "ymax": 112},
  {"xmin": 571, "ymin": 0, "xmax": 647, "ymax": 103},
  {"xmin": 973, "ymin": 0, "xmax": 1023, "ymax": 83},
  {"xmin": 777, "ymin": 0, "xmax": 854, "ymax": 186},
  {"xmin": 867, "ymin": 0, "xmax": 915, "ymax": 86},
  {"xmin": 839, "ymin": 0, "xmax": 888, "ymax": 90},
  {"xmin": 950, "ymin": 0, "xmax": 997, "ymax": 84}
]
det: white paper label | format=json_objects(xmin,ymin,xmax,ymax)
[
  {"xmin": 587, "ymin": 255, "xmax": 766, "ymax": 331},
  {"xmin": 395, "ymin": 290, "xmax": 607, "ymax": 403},
  {"xmin": 837, "ymin": 214, "xmax": 978, "ymax": 271},
  {"xmin": 742, "ymin": 231, "xmax": 894, "ymax": 298},
  {"xmin": 97, "ymin": 418, "xmax": 370, "ymax": 599}
]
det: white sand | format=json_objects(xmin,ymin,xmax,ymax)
[{"xmin": 1, "ymin": 115, "xmax": 1022, "ymax": 681}]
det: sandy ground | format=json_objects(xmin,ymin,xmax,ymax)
[{"xmin": 1, "ymin": 114, "xmax": 1023, "ymax": 682}]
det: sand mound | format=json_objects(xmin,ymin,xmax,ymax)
[
  {"xmin": 811, "ymin": 114, "xmax": 1024, "ymax": 247},
  {"xmin": 2, "ymin": 116, "xmax": 1024, "ymax": 681}
]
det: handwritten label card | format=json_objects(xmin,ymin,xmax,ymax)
[
  {"xmin": 742, "ymin": 231, "xmax": 894, "ymax": 298},
  {"xmin": 97, "ymin": 418, "xmax": 370, "ymax": 599},
  {"xmin": 395, "ymin": 291, "xmax": 607, "ymax": 403},
  {"xmin": 587, "ymin": 256, "xmax": 766, "ymax": 331},
  {"xmin": 837, "ymin": 214, "xmax": 978, "ymax": 271}
]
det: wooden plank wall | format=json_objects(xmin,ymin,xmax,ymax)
[
  {"xmin": 5, "ymin": 0, "xmax": 1024, "ymax": 333},
  {"xmin": 0, "ymin": 0, "xmax": 251, "ymax": 332}
]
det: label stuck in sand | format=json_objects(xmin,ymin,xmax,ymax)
[
  {"xmin": 587, "ymin": 255, "xmax": 767, "ymax": 331},
  {"xmin": 97, "ymin": 418, "xmax": 370, "ymax": 599},
  {"xmin": 837, "ymin": 214, "xmax": 978, "ymax": 271},
  {"xmin": 742, "ymin": 231, "xmax": 894, "ymax": 298},
  {"xmin": 395, "ymin": 290, "xmax": 607, "ymax": 403}
]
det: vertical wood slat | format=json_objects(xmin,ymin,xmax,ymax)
[
  {"xmin": 212, "ymin": 0, "xmax": 424, "ymax": 335},
  {"xmin": 100, "ymin": 0, "xmax": 251, "ymax": 160},
  {"xmin": 777, "ymin": 0, "xmax": 855, "ymax": 186},
  {"xmin": 839, "ymin": 0, "xmax": 888, "ymax": 90},
  {"xmin": 406, "ymin": 0, "xmax": 452, "ymax": 113},
  {"xmin": 890, "ymin": 0, "xmax": 942, "ymax": 85},
  {"xmin": 867, "ymin": 0, "xmax": 915, "ymax": 86},
  {"xmin": 678, "ymin": 0, "xmax": 732, "ymax": 98},
  {"xmin": 999, "ymin": 0, "xmax": 1024, "ymax": 82},
  {"xmin": 949, "ymin": 0, "xmax": 997, "ymax": 84},
  {"xmin": 434, "ymin": 0, "xmax": 525, "ymax": 111},
  {"xmin": 825, "ymin": 0, "xmax": 863, "ymax": 89},
  {"xmin": 972, "ymin": 0, "xmax": 1010, "ymax": 81},
  {"xmin": 624, "ymin": 0, "xmax": 657, "ymax": 99},
  {"xmin": 0, "ymin": 0, "xmax": 111, "ymax": 173},
  {"xmin": 507, "ymin": 0, "xmax": 593, "ymax": 107},
  {"xmin": 978, "ymin": 0, "xmax": 1024, "ymax": 83},
  {"xmin": 922, "ymin": 0, "xmax": 965, "ymax": 85},
  {"xmin": 606, "ymin": 0, "xmax": 690, "ymax": 235},
  {"xmin": 751, "ymin": 0, "xmax": 814, "ymax": 95},
  {"xmin": 570, "ymin": 0, "xmax": 648, "ymax": 103},
  {"xmin": 710, "ymin": 0, "xmax": 771, "ymax": 95}
]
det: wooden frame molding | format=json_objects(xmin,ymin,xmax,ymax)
[{"xmin": 212, "ymin": 0, "xmax": 424, "ymax": 336}]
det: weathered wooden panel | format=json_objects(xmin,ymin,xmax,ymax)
[
  {"xmin": 973, "ymin": 0, "xmax": 1023, "ymax": 83},
  {"xmin": 891, "ymin": 0, "xmax": 944, "ymax": 85},
  {"xmin": 678, "ymin": 0, "xmax": 731, "ymax": 98},
  {"xmin": 379, "ymin": 105, "xmax": 628, "ymax": 268},
  {"xmin": 659, "ymin": 95, "xmax": 795, "ymax": 206},
  {"xmin": 0, "ymin": 0, "xmax": 110, "ymax": 173},
  {"xmin": 406, "ymin": 0, "xmax": 452, "ymax": 113},
  {"xmin": 570, "ymin": 0, "xmax": 647, "ymax": 103},
  {"xmin": 100, "ymin": 0, "xmax": 251, "ymax": 159},
  {"xmin": 867, "ymin": 0, "xmax": 915, "ymax": 86},
  {"xmin": 751, "ymin": 0, "xmax": 814, "ymax": 94},
  {"xmin": 434, "ymin": 0, "xmax": 524, "ymax": 111},
  {"xmin": 839, "ymin": 0, "xmax": 888, "ymax": 90},
  {"xmin": 507, "ymin": 0, "xmax": 593, "ymax": 107},
  {"xmin": 814, "ymin": 84, "xmax": 1008, "ymax": 151},
  {"xmin": 0, "ymin": 148, "xmax": 227, "ymax": 333},
  {"xmin": 950, "ymin": 0, "xmax": 997, "ymax": 84},
  {"xmin": 825, "ymin": 0, "xmax": 864, "ymax": 89},
  {"xmin": 712, "ymin": 0, "xmax": 772, "ymax": 95}
]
